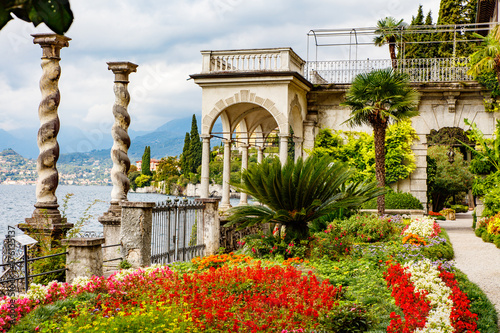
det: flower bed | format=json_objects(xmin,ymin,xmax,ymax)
[
  {"xmin": 385, "ymin": 259, "xmax": 479, "ymax": 333},
  {"xmin": 2, "ymin": 262, "xmax": 342, "ymax": 332}
]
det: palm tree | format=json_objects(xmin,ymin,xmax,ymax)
[
  {"xmin": 374, "ymin": 17, "xmax": 407, "ymax": 68},
  {"xmin": 341, "ymin": 68, "xmax": 420, "ymax": 215},
  {"xmin": 226, "ymin": 156, "xmax": 384, "ymax": 242},
  {"xmin": 468, "ymin": 26, "xmax": 500, "ymax": 84}
]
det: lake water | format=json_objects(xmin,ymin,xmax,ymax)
[{"xmin": 0, "ymin": 185, "xmax": 237, "ymax": 240}]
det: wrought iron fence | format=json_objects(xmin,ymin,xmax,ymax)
[
  {"xmin": 0, "ymin": 227, "xmax": 67, "ymax": 297},
  {"xmin": 306, "ymin": 57, "xmax": 472, "ymax": 84},
  {"xmin": 151, "ymin": 199, "xmax": 205, "ymax": 264}
]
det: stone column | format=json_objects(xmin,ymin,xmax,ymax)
[
  {"xmin": 195, "ymin": 198, "xmax": 220, "ymax": 255},
  {"xmin": 200, "ymin": 134, "xmax": 211, "ymax": 199},
  {"xmin": 257, "ymin": 146, "xmax": 264, "ymax": 163},
  {"xmin": 409, "ymin": 137, "xmax": 428, "ymax": 213},
  {"xmin": 238, "ymin": 144, "xmax": 249, "ymax": 206},
  {"xmin": 120, "ymin": 202, "xmax": 154, "ymax": 269},
  {"xmin": 302, "ymin": 119, "xmax": 317, "ymax": 158},
  {"xmin": 294, "ymin": 137, "xmax": 303, "ymax": 162},
  {"xmin": 220, "ymin": 139, "xmax": 232, "ymax": 210},
  {"xmin": 62, "ymin": 237, "xmax": 104, "ymax": 284},
  {"xmin": 101, "ymin": 62, "xmax": 138, "ymax": 218},
  {"xmin": 20, "ymin": 34, "xmax": 73, "ymax": 244},
  {"xmin": 279, "ymin": 134, "xmax": 289, "ymax": 164}
]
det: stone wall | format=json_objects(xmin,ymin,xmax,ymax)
[{"xmin": 308, "ymin": 81, "xmax": 499, "ymax": 209}]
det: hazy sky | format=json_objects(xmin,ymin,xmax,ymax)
[{"xmin": 0, "ymin": 0, "xmax": 441, "ymax": 137}]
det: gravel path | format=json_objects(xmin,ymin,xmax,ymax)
[{"xmin": 439, "ymin": 212, "xmax": 500, "ymax": 320}]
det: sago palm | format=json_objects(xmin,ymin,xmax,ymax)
[
  {"xmin": 374, "ymin": 17, "xmax": 407, "ymax": 68},
  {"xmin": 226, "ymin": 156, "xmax": 384, "ymax": 242},
  {"xmin": 341, "ymin": 68, "xmax": 420, "ymax": 215}
]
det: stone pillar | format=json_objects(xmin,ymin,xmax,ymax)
[
  {"xmin": 294, "ymin": 137, "xmax": 303, "ymax": 162},
  {"xmin": 279, "ymin": 134, "xmax": 289, "ymax": 164},
  {"xmin": 120, "ymin": 202, "xmax": 154, "ymax": 269},
  {"xmin": 62, "ymin": 237, "xmax": 104, "ymax": 284},
  {"xmin": 20, "ymin": 34, "xmax": 73, "ymax": 243},
  {"xmin": 409, "ymin": 137, "xmax": 428, "ymax": 212},
  {"xmin": 195, "ymin": 198, "xmax": 220, "ymax": 255},
  {"xmin": 302, "ymin": 119, "xmax": 317, "ymax": 158},
  {"xmin": 257, "ymin": 146, "xmax": 264, "ymax": 163},
  {"xmin": 200, "ymin": 134, "xmax": 211, "ymax": 199},
  {"xmin": 100, "ymin": 62, "xmax": 138, "ymax": 219},
  {"xmin": 239, "ymin": 144, "xmax": 249, "ymax": 206},
  {"xmin": 220, "ymin": 139, "xmax": 232, "ymax": 210}
]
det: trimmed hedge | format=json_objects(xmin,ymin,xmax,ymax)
[{"xmin": 362, "ymin": 191, "xmax": 423, "ymax": 210}]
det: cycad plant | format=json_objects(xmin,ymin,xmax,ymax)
[{"xmin": 226, "ymin": 156, "xmax": 384, "ymax": 242}]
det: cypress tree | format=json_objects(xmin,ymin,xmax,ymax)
[
  {"xmin": 188, "ymin": 114, "xmax": 202, "ymax": 174},
  {"xmin": 180, "ymin": 132, "xmax": 191, "ymax": 174},
  {"xmin": 405, "ymin": 5, "xmax": 425, "ymax": 59},
  {"xmin": 437, "ymin": 0, "xmax": 478, "ymax": 57},
  {"xmin": 141, "ymin": 146, "xmax": 152, "ymax": 176},
  {"xmin": 423, "ymin": 11, "xmax": 439, "ymax": 58}
]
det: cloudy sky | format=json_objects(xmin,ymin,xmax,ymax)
[{"xmin": 0, "ymin": 0, "xmax": 441, "ymax": 153}]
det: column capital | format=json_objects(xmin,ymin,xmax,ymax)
[
  {"xmin": 201, "ymin": 134, "xmax": 212, "ymax": 140},
  {"xmin": 107, "ymin": 62, "xmax": 138, "ymax": 82},
  {"xmin": 32, "ymin": 33, "xmax": 71, "ymax": 59},
  {"xmin": 293, "ymin": 137, "xmax": 304, "ymax": 144},
  {"xmin": 278, "ymin": 133, "xmax": 290, "ymax": 138}
]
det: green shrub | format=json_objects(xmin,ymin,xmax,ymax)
[
  {"xmin": 418, "ymin": 230, "xmax": 454, "ymax": 261},
  {"xmin": 338, "ymin": 214, "xmax": 403, "ymax": 243},
  {"xmin": 362, "ymin": 191, "xmax": 423, "ymax": 210},
  {"xmin": 434, "ymin": 215, "xmax": 446, "ymax": 221},
  {"xmin": 475, "ymin": 227, "xmax": 486, "ymax": 238},
  {"xmin": 450, "ymin": 204, "xmax": 469, "ymax": 213},
  {"xmin": 311, "ymin": 222, "xmax": 353, "ymax": 259},
  {"xmin": 472, "ymin": 210, "xmax": 477, "ymax": 229},
  {"xmin": 319, "ymin": 303, "xmax": 372, "ymax": 332},
  {"xmin": 494, "ymin": 234, "xmax": 500, "ymax": 249},
  {"xmin": 483, "ymin": 186, "xmax": 500, "ymax": 217},
  {"xmin": 482, "ymin": 230, "xmax": 493, "ymax": 243}
]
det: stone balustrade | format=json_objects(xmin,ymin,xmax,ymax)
[{"xmin": 201, "ymin": 48, "xmax": 305, "ymax": 74}]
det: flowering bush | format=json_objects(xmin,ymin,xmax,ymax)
[
  {"xmin": 402, "ymin": 233, "xmax": 427, "ymax": 246},
  {"xmin": 191, "ymin": 252, "xmax": 255, "ymax": 270},
  {"xmin": 385, "ymin": 259, "xmax": 479, "ymax": 333},
  {"xmin": 486, "ymin": 212, "xmax": 500, "ymax": 235},
  {"xmin": 339, "ymin": 214, "xmax": 403, "ymax": 243},
  {"xmin": 402, "ymin": 216, "xmax": 441, "ymax": 238}
]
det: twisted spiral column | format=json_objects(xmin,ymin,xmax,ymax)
[
  {"xmin": 107, "ymin": 62, "xmax": 138, "ymax": 204},
  {"xmin": 32, "ymin": 34, "xmax": 70, "ymax": 218}
]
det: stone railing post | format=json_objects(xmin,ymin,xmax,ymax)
[
  {"xmin": 196, "ymin": 198, "xmax": 220, "ymax": 255},
  {"xmin": 62, "ymin": 237, "xmax": 104, "ymax": 284},
  {"xmin": 120, "ymin": 202, "xmax": 154, "ymax": 268},
  {"xmin": 19, "ymin": 34, "xmax": 73, "ymax": 245},
  {"xmin": 99, "ymin": 62, "xmax": 137, "ymax": 265}
]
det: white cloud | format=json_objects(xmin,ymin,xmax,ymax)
[{"xmin": 0, "ymin": 0, "xmax": 442, "ymax": 137}]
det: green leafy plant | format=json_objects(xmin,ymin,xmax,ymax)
[
  {"xmin": 119, "ymin": 259, "xmax": 132, "ymax": 270},
  {"xmin": 362, "ymin": 190, "xmax": 423, "ymax": 210},
  {"xmin": 227, "ymin": 156, "xmax": 384, "ymax": 242}
]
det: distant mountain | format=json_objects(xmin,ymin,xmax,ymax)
[
  {"xmin": 6, "ymin": 115, "xmax": 223, "ymax": 163},
  {"xmin": 0, "ymin": 129, "xmax": 38, "ymax": 159}
]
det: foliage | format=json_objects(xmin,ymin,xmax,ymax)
[
  {"xmin": 468, "ymin": 26, "xmax": 500, "ymax": 82},
  {"xmin": 451, "ymin": 204, "xmax": 469, "ymax": 213},
  {"xmin": 180, "ymin": 132, "xmax": 190, "ymax": 174},
  {"xmin": 319, "ymin": 303, "xmax": 372, "ymax": 333},
  {"xmin": 339, "ymin": 213, "xmax": 402, "ymax": 243},
  {"xmin": 141, "ymin": 146, "xmax": 152, "ymax": 176},
  {"xmin": 0, "ymin": 0, "xmax": 73, "ymax": 35},
  {"xmin": 127, "ymin": 171, "xmax": 141, "ymax": 191},
  {"xmin": 312, "ymin": 120, "xmax": 418, "ymax": 184},
  {"xmin": 362, "ymin": 190, "xmax": 423, "ymax": 210},
  {"xmin": 404, "ymin": 5, "xmax": 439, "ymax": 59},
  {"xmin": 465, "ymin": 118, "xmax": 500, "ymax": 172},
  {"xmin": 134, "ymin": 174, "xmax": 152, "ymax": 188},
  {"xmin": 483, "ymin": 187, "xmax": 500, "ymax": 217},
  {"xmin": 437, "ymin": 0, "xmax": 478, "ymax": 57},
  {"xmin": 240, "ymin": 231, "xmax": 309, "ymax": 259},
  {"xmin": 119, "ymin": 260, "xmax": 132, "ymax": 270},
  {"xmin": 311, "ymin": 222, "xmax": 353, "ymax": 260},
  {"xmin": 226, "ymin": 156, "xmax": 384, "ymax": 242},
  {"xmin": 187, "ymin": 114, "xmax": 202, "ymax": 174},
  {"xmin": 341, "ymin": 68, "xmax": 420, "ymax": 214},
  {"xmin": 155, "ymin": 156, "xmax": 180, "ymax": 181},
  {"xmin": 427, "ymin": 145, "xmax": 474, "ymax": 211}
]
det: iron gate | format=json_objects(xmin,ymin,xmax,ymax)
[{"xmin": 151, "ymin": 198, "xmax": 205, "ymax": 264}]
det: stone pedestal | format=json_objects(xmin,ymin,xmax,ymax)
[
  {"xmin": 195, "ymin": 198, "xmax": 220, "ymax": 255},
  {"xmin": 62, "ymin": 237, "xmax": 104, "ymax": 284},
  {"xmin": 98, "ymin": 202, "xmax": 121, "ymax": 271},
  {"xmin": 120, "ymin": 202, "xmax": 155, "ymax": 268}
]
